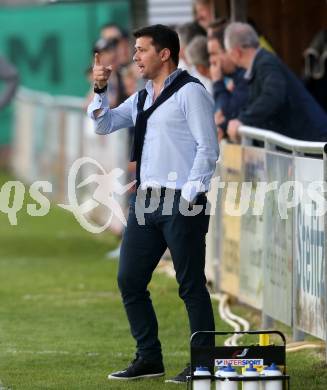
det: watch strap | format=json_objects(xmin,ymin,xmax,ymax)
[{"xmin": 94, "ymin": 83, "xmax": 107, "ymax": 94}]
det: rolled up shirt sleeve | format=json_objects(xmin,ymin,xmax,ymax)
[{"xmin": 87, "ymin": 92, "xmax": 110, "ymax": 120}]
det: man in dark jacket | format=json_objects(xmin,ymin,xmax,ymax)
[
  {"xmin": 224, "ymin": 22, "xmax": 327, "ymax": 142},
  {"xmin": 207, "ymin": 27, "xmax": 248, "ymax": 140}
]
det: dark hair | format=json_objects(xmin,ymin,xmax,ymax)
[
  {"xmin": 133, "ymin": 24, "xmax": 180, "ymax": 66},
  {"xmin": 209, "ymin": 25, "xmax": 227, "ymax": 50}
]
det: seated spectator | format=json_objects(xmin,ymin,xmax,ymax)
[
  {"xmin": 176, "ymin": 21, "xmax": 207, "ymax": 71},
  {"xmin": 224, "ymin": 22, "xmax": 327, "ymax": 143},
  {"xmin": 193, "ymin": 0, "xmax": 215, "ymax": 30},
  {"xmin": 207, "ymin": 27, "xmax": 248, "ymax": 140},
  {"xmin": 185, "ymin": 35, "xmax": 212, "ymax": 94}
]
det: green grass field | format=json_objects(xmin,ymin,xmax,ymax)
[{"xmin": 0, "ymin": 173, "xmax": 326, "ymax": 389}]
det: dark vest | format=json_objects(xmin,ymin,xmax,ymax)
[{"xmin": 131, "ymin": 70, "xmax": 203, "ymax": 186}]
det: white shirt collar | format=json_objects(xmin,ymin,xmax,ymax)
[{"xmin": 145, "ymin": 68, "xmax": 183, "ymax": 97}]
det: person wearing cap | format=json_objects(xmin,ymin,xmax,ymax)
[
  {"xmin": 101, "ymin": 23, "xmax": 122, "ymax": 40},
  {"xmin": 100, "ymin": 23, "xmax": 131, "ymax": 69},
  {"xmin": 93, "ymin": 37, "xmax": 126, "ymax": 107},
  {"xmin": 88, "ymin": 24, "xmax": 218, "ymax": 384}
]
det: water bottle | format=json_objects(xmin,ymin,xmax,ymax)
[
  {"xmin": 219, "ymin": 364, "xmax": 238, "ymax": 390},
  {"xmin": 215, "ymin": 366, "xmax": 224, "ymax": 390},
  {"xmin": 261, "ymin": 363, "xmax": 282, "ymax": 390},
  {"xmin": 242, "ymin": 363, "xmax": 260, "ymax": 390},
  {"xmin": 193, "ymin": 366, "xmax": 211, "ymax": 390}
]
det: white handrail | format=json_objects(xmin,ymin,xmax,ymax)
[{"xmin": 239, "ymin": 125, "xmax": 327, "ymax": 155}]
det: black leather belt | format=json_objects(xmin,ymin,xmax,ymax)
[
  {"xmin": 145, "ymin": 187, "xmax": 181, "ymax": 197},
  {"xmin": 145, "ymin": 187, "xmax": 206, "ymax": 200}
]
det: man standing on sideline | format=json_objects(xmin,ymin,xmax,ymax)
[{"xmin": 87, "ymin": 24, "xmax": 218, "ymax": 383}]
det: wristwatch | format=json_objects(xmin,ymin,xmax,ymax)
[{"xmin": 93, "ymin": 83, "xmax": 107, "ymax": 94}]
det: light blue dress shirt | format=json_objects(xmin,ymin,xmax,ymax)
[{"xmin": 87, "ymin": 69, "xmax": 219, "ymax": 202}]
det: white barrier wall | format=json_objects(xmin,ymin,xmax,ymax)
[
  {"xmin": 219, "ymin": 143, "xmax": 242, "ymax": 297},
  {"xmin": 218, "ymin": 128, "xmax": 327, "ymax": 355},
  {"xmin": 294, "ymin": 157, "xmax": 326, "ymax": 339},
  {"xmin": 264, "ymin": 152, "xmax": 293, "ymax": 326},
  {"xmin": 239, "ymin": 147, "xmax": 265, "ymax": 310}
]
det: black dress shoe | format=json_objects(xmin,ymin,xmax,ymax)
[{"xmin": 108, "ymin": 355, "xmax": 165, "ymax": 380}]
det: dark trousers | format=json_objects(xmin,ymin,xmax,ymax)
[{"xmin": 117, "ymin": 189, "xmax": 215, "ymax": 362}]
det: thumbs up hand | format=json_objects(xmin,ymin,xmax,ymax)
[{"xmin": 93, "ymin": 53, "xmax": 112, "ymax": 89}]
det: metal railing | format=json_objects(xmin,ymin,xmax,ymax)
[
  {"xmin": 240, "ymin": 125, "xmax": 327, "ymax": 154},
  {"xmin": 216, "ymin": 124, "xmax": 327, "ymax": 361}
]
